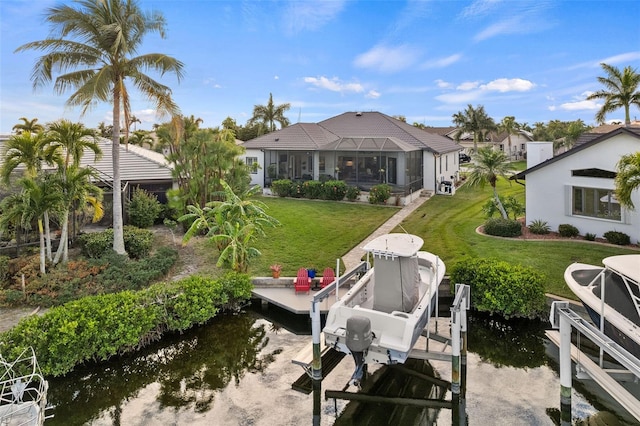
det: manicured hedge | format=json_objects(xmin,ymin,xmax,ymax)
[
  {"xmin": 483, "ymin": 218, "xmax": 522, "ymax": 237},
  {"xmin": 449, "ymin": 258, "xmax": 546, "ymax": 319},
  {"xmin": 0, "ymin": 272, "xmax": 253, "ymax": 377},
  {"xmin": 78, "ymin": 226, "xmax": 154, "ymax": 259}
]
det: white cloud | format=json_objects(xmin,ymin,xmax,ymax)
[
  {"xmin": 274, "ymin": 75, "xmax": 279, "ymax": 80},
  {"xmin": 457, "ymin": 81, "xmax": 480, "ymax": 91},
  {"xmin": 598, "ymin": 51, "xmax": 640, "ymax": 66},
  {"xmin": 460, "ymin": 0, "xmax": 503, "ymax": 18},
  {"xmin": 436, "ymin": 77, "xmax": 535, "ymax": 105},
  {"xmin": 283, "ymin": 1, "xmax": 345, "ymax": 34},
  {"xmin": 420, "ymin": 53, "xmax": 462, "ymax": 69},
  {"xmin": 133, "ymin": 109, "xmax": 158, "ymax": 123},
  {"xmin": 481, "ymin": 78, "xmax": 535, "ymax": 92},
  {"xmin": 558, "ymin": 100, "xmax": 600, "ymax": 111},
  {"xmin": 435, "ymin": 79, "xmax": 452, "ymax": 89},
  {"xmin": 366, "ymin": 90, "xmax": 381, "ymax": 99},
  {"xmin": 353, "ymin": 44, "xmax": 420, "ymax": 73},
  {"xmin": 303, "ymin": 76, "xmax": 364, "ymax": 94},
  {"xmin": 474, "ymin": 16, "xmax": 522, "ymax": 42}
]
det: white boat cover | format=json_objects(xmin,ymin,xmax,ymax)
[{"xmin": 603, "ymin": 255, "xmax": 640, "ymax": 283}]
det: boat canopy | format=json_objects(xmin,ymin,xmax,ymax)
[
  {"xmin": 363, "ymin": 234, "xmax": 424, "ymax": 259},
  {"xmin": 603, "ymin": 255, "xmax": 640, "ymax": 283}
]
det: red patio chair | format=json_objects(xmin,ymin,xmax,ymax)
[
  {"xmin": 319, "ymin": 267, "xmax": 335, "ymax": 288},
  {"xmin": 294, "ymin": 267, "xmax": 311, "ymax": 294}
]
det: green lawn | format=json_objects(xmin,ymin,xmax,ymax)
[{"xmin": 238, "ymin": 167, "xmax": 636, "ymax": 299}]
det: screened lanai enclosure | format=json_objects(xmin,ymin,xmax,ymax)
[{"xmin": 263, "ymin": 137, "xmax": 424, "ymax": 194}]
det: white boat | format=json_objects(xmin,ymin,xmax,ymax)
[
  {"xmin": 564, "ymin": 254, "xmax": 640, "ymax": 358},
  {"xmin": 323, "ymin": 233, "xmax": 445, "ymax": 383}
]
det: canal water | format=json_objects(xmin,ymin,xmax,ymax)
[{"xmin": 43, "ymin": 304, "xmax": 637, "ymax": 425}]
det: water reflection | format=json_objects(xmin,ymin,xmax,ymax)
[{"xmin": 47, "ymin": 313, "xmax": 273, "ymax": 424}]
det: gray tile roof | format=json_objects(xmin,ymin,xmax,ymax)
[{"xmin": 242, "ymin": 111, "xmax": 461, "ymax": 154}]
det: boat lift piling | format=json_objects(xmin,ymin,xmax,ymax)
[
  {"xmin": 549, "ymin": 301, "xmax": 640, "ymax": 423},
  {"xmin": 450, "ymin": 284, "xmax": 470, "ymax": 398}
]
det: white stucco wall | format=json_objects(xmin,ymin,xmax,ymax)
[
  {"xmin": 242, "ymin": 148, "xmax": 265, "ymax": 187},
  {"xmin": 525, "ymin": 133, "xmax": 640, "ymax": 244}
]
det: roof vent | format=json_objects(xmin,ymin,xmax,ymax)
[
  {"xmin": 355, "ymin": 112, "xmax": 362, "ymax": 117},
  {"xmin": 275, "ymin": 138, "xmax": 279, "ymax": 141}
]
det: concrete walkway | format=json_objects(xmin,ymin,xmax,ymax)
[{"xmin": 341, "ymin": 194, "xmax": 432, "ymax": 271}]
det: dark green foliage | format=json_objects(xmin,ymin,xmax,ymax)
[
  {"xmin": 0, "ymin": 255, "xmax": 9, "ymax": 282},
  {"xmin": 128, "ymin": 187, "xmax": 162, "ymax": 228},
  {"xmin": 528, "ymin": 219, "xmax": 550, "ymax": 235},
  {"xmin": 483, "ymin": 218, "xmax": 522, "ymax": 237},
  {"xmin": 78, "ymin": 226, "xmax": 153, "ymax": 259},
  {"xmin": 558, "ymin": 223, "xmax": 579, "ymax": 237},
  {"xmin": 368, "ymin": 184, "xmax": 391, "ymax": 204},
  {"xmin": 0, "ymin": 272, "xmax": 254, "ymax": 377},
  {"xmin": 482, "ymin": 195, "xmax": 524, "ymax": 220},
  {"xmin": 345, "ymin": 185, "xmax": 361, "ymax": 201},
  {"xmin": 0, "ymin": 289, "xmax": 24, "ymax": 306},
  {"xmin": 271, "ymin": 179, "xmax": 293, "ymax": 197},
  {"xmin": 603, "ymin": 230, "xmax": 631, "ymax": 245},
  {"xmin": 323, "ymin": 180, "xmax": 347, "ymax": 200},
  {"xmin": 302, "ymin": 180, "xmax": 324, "ymax": 199},
  {"xmin": 450, "ymin": 258, "xmax": 546, "ymax": 319},
  {"xmin": 584, "ymin": 233, "xmax": 597, "ymax": 241}
]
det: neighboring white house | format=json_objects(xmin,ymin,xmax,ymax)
[
  {"xmin": 239, "ymin": 112, "xmax": 463, "ymax": 199},
  {"xmin": 513, "ymin": 127, "xmax": 640, "ymax": 244}
]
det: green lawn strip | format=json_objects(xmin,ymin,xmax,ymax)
[
  {"xmin": 248, "ymin": 197, "xmax": 399, "ymax": 277},
  {"xmin": 396, "ymin": 177, "xmax": 636, "ymax": 299}
]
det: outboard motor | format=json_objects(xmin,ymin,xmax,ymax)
[{"xmin": 346, "ymin": 316, "xmax": 372, "ymax": 386}]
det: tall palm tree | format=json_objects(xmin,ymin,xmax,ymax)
[
  {"xmin": 466, "ymin": 147, "xmax": 515, "ymax": 219},
  {"xmin": 1, "ymin": 131, "xmax": 59, "ymax": 184},
  {"xmin": 249, "ymin": 93, "xmax": 291, "ymax": 134},
  {"xmin": 16, "ymin": 0, "xmax": 184, "ymax": 255},
  {"xmin": 587, "ymin": 63, "xmax": 640, "ymax": 126},
  {"xmin": 12, "ymin": 117, "xmax": 45, "ymax": 135},
  {"xmin": 47, "ymin": 120, "xmax": 102, "ymax": 168},
  {"xmin": 615, "ymin": 152, "xmax": 640, "ymax": 210},
  {"xmin": 452, "ymin": 104, "xmax": 497, "ymax": 153},
  {"xmin": 498, "ymin": 116, "xmax": 518, "ymax": 160}
]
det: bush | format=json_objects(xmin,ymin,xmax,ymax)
[
  {"xmin": 270, "ymin": 179, "xmax": 293, "ymax": 197},
  {"xmin": 603, "ymin": 231, "xmax": 631, "ymax": 246},
  {"xmin": 368, "ymin": 184, "xmax": 391, "ymax": 204},
  {"xmin": 0, "ymin": 272, "xmax": 254, "ymax": 377},
  {"xmin": 323, "ymin": 180, "xmax": 347, "ymax": 201},
  {"xmin": 528, "ymin": 220, "xmax": 550, "ymax": 235},
  {"xmin": 584, "ymin": 233, "xmax": 597, "ymax": 241},
  {"xmin": 483, "ymin": 218, "xmax": 522, "ymax": 237},
  {"xmin": 302, "ymin": 180, "xmax": 324, "ymax": 199},
  {"xmin": 128, "ymin": 188, "xmax": 162, "ymax": 228},
  {"xmin": 558, "ymin": 224, "xmax": 579, "ymax": 237},
  {"xmin": 78, "ymin": 226, "xmax": 153, "ymax": 259},
  {"xmin": 450, "ymin": 258, "xmax": 546, "ymax": 319},
  {"xmin": 345, "ymin": 186, "xmax": 361, "ymax": 202}
]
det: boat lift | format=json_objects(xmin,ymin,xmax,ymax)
[{"xmin": 548, "ymin": 301, "xmax": 640, "ymax": 423}]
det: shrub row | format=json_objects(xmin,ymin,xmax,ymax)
[
  {"xmin": 0, "ymin": 272, "xmax": 253, "ymax": 377},
  {"xmin": 78, "ymin": 226, "xmax": 154, "ymax": 259},
  {"xmin": 0, "ymin": 247, "xmax": 178, "ymax": 307},
  {"xmin": 528, "ymin": 221, "xmax": 633, "ymax": 245},
  {"xmin": 450, "ymin": 258, "xmax": 546, "ymax": 320},
  {"xmin": 271, "ymin": 179, "xmax": 355, "ymax": 201},
  {"xmin": 483, "ymin": 218, "xmax": 522, "ymax": 237}
]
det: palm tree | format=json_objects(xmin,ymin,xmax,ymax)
[
  {"xmin": 466, "ymin": 147, "xmax": 515, "ymax": 219},
  {"xmin": 16, "ymin": 0, "xmax": 184, "ymax": 255},
  {"xmin": 47, "ymin": 120, "xmax": 101, "ymax": 168},
  {"xmin": 127, "ymin": 130, "xmax": 155, "ymax": 149},
  {"xmin": 587, "ymin": 63, "xmax": 640, "ymax": 126},
  {"xmin": 1, "ymin": 131, "xmax": 59, "ymax": 184},
  {"xmin": 615, "ymin": 152, "xmax": 640, "ymax": 210},
  {"xmin": 249, "ymin": 93, "xmax": 291, "ymax": 134},
  {"xmin": 498, "ymin": 116, "xmax": 518, "ymax": 160},
  {"xmin": 12, "ymin": 117, "xmax": 45, "ymax": 135},
  {"xmin": 452, "ymin": 104, "xmax": 497, "ymax": 153}
]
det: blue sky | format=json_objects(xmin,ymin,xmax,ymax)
[{"xmin": 1, "ymin": 0, "xmax": 639, "ymax": 133}]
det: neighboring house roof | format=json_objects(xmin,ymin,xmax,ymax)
[
  {"xmin": 241, "ymin": 111, "xmax": 461, "ymax": 155},
  {"xmin": 421, "ymin": 126, "xmax": 457, "ymax": 137},
  {"xmin": 512, "ymin": 126, "xmax": 640, "ymax": 180},
  {"xmin": 83, "ymin": 138, "xmax": 173, "ymax": 183}
]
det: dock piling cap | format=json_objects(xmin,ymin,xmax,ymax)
[{"xmin": 363, "ymin": 233, "xmax": 424, "ymax": 257}]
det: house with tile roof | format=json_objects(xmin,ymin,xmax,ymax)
[
  {"xmin": 240, "ymin": 111, "xmax": 463, "ymax": 198},
  {"xmin": 512, "ymin": 127, "xmax": 640, "ymax": 244}
]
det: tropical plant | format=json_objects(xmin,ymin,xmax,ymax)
[
  {"xmin": 614, "ymin": 152, "xmax": 640, "ymax": 209},
  {"xmin": 528, "ymin": 220, "xmax": 551, "ymax": 235},
  {"xmin": 12, "ymin": 117, "xmax": 45, "ymax": 134},
  {"xmin": 127, "ymin": 188, "xmax": 162, "ymax": 228},
  {"xmin": 248, "ymin": 93, "xmax": 291, "ymax": 134},
  {"xmin": 126, "ymin": 130, "xmax": 155, "ymax": 149},
  {"xmin": 1, "ymin": 131, "xmax": 59, "ymax": 184},
  {"xmin": 587, "ymin": 63, "xmax": 640, "ymax": 125},
  {"xmin": 498, "ymin": 116, "xmax": 518, "ymax": 160},
  {"xmin": 466, "ymin": 147, "xmax": 515, "ymax": 219},
  {"xmin": 452, "ymin": 104, "xmax": 497, "ymax": 153},
  {"xmin": 17, "ymin": 0, "xmax": 184, "ymax": 256}
]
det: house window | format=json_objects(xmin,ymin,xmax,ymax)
[
  {"xmin": 572, "ymin": 187, "xmax": 621, "ymax": 221},
  {"xmin": 246, "ymin": 157, "xmax": 258, "ymax": 174}
]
